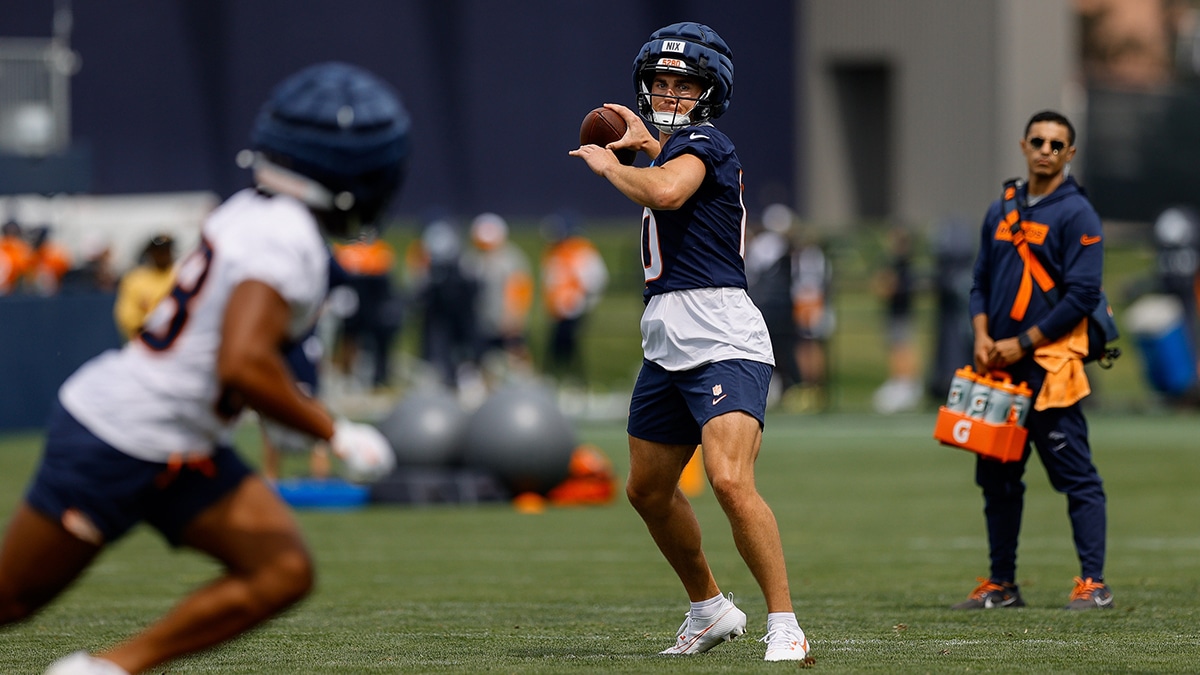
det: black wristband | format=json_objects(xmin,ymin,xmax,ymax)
[{"xmin": 1018, "ymin": 332, "xmax": 1034, "ymax": 352}]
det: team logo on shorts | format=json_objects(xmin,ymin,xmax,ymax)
[{"xmin": 711, "ymin": 384, "xmax": 727, "ymax": 405}]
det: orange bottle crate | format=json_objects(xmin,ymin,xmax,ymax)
[{"xmin": 933, "ymin": 406, "xmax": 1027, "ymax": 463}]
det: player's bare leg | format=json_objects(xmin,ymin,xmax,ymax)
[
  {"xmin": 626, "ymin": 438, "xmax": 721, "ymax": 602},
  {"xmin": 95, "ymin": 476, "xmax": 313, "ymax": 674},
  {"xmin": 0, "ymin": 504, "xmax": 101, "ymax": 625},
  {"xmin": 700, "ymin": 411, "xmax": 793, "ymax": 613}
]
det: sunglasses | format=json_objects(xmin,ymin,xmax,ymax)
[{"xmin": 1027, "ymin": 137, "xmax": 1066, "ymax": 154}]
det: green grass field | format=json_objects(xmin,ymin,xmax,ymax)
[{"xmin": 1, "ymin": 411, "xmax": 1198, "ymax": 673}]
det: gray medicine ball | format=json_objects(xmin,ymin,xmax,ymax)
[
  {"xmin": 462, "ymin": 383, "xmax": 576, "ymax": 495},
  {"xmin": 376, "ymin": 389, "xmax": 468, "ymax": 467}
]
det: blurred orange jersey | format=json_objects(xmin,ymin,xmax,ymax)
[
  {"xmin": 29, "ymin": 241, "xmax": 73, "ymax": 293},
  {"xmin": 542, "ymin": 237, "xmax": 608, "ymax": 320},
  {"xmin": 334, "ymin": 238, "xmax": 395, "ymax": 276},
  {"xmin": 0, "ymin": 236, "xmax": 34, "ymax": 294}
]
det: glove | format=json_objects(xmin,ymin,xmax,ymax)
[{"xmin": 330, "ymin": 419, "xmax": 396, "ymax": 483}]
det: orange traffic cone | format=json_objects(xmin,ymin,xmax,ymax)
[{"xmin": 679, "ymin": 446, "xmax": 705, "ymax": 497}]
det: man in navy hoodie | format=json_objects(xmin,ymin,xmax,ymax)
[{"xmin": 955, "ymin": 110, "xmax": 1113, "ymax": 611}]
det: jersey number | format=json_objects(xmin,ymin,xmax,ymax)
[
  {"xmin": 139, "ymin": 238, "xmax": 214, "ymax": 351},
  {"xmin": 641, "ymin": 208, "xmax": 662, "ymax": 282},
  {"xmin": 640, "ymin": 169, "xmax": 749, "ymax": 282}
]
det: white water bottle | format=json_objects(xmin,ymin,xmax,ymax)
[
  {"xmin": 1011, "ymin": 381, "xmax": 1033, "ymax": 427},
  {"xmin": 946, "ymin": 365, "xmax": 977, "ymax": 414},
  {"xmin": 965, "ymin": 378, "xmax": 991, "ymax": 419}
]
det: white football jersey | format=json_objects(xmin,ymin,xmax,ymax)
[{"xmin": 60, "ymin": 189, "xmax": 330, "ymax": 462}]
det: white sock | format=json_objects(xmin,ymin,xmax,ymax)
[
  {"xmin": 767, "ymin": 611, "xmax": 800, "ymax": 632},
  {"xmin": 691, "ymin": 593, "xmax": 726, "ymax": 620}
]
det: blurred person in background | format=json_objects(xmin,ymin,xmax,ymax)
[
  {"xmin": 871, "ymin": 224, "xmax": 922, "ymax": 414},
  {"xmin": 789, "ymin": 222, "xmax": 834, "ymax": 412},
  {"xmin": 409, "ymin": 217, "xmax": 481, "ymax": 394},
  {"xmin": 744, "ymin": 203, "xmax": 833, "ymax": 412},
  {"xmin": 59, "ymin": 233, "xmax": 117, "ymax": 294},
  {"xmin": 113, "ymin": 234, "xmax": 176, "ymax": 341},
  {"xmin": 1152, "ymin": 206, "xmax": 1200, "ymax": 376},
  {"xmin": 463, "ymin": 212, "xmax": 534, "ymax": 377},
  {"xmin": 331, "ymin": 229, "xmax": 401, "ymax": 391},
  {"xmin": 26, "ymin": 226, "xmax": 73, "ymax": 296},
  {"xmin": 540, "ymin": 211, "xmax": 608, "ymax": 389},
  {"xmin": 926, "ymin": 216, "xmax": 977, "ymax": 401},
  {"xmin": 0, "ymin": 219, "xmax": 33, "ymax": 296},
  {"xmin": 745, "ymin": 204, "xmax": 802, "ymax": 405}
]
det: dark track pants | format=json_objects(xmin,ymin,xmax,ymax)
[{"xmin": 974, "ymin": 402, "xmax": 1107, "ymax": 583}]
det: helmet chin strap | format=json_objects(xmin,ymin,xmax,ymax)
[
  {"xmin": 651, "ymin": 110, "xmax": 692, "ymax": 134},
  {"xmin": 238, "ymin": 150, "xmax": 356, "ymax": 213}
]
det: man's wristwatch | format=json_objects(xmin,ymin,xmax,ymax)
[{"xmin": 1017, "ymin": 332, "xmax": 1034, "ymax": 353}]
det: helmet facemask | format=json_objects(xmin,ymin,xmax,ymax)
[
  {"xmin": 637, "ymin": 73, "xmax": 715, "ymax": 134},
  {"xmin": 240, "ymin": 150, "xmax": 395, "ymax": 239}
]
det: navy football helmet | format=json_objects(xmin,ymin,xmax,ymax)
[
  {"xmin": 633, "ymin": 22, "xmax": 734, "ymax": 134},
  {"xmin": 247, "ymin": 62, "xmax": 411, "ymax": 235}
]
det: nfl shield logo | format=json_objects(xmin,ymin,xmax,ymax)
[{"xmin": 712, "ymin": 384, "xmax": 723, "ymax": 396}]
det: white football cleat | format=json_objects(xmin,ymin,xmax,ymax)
[
  {"xmin": 43, "ymin": 651, "xmax": 130, "ymax": 675},
  {"xmin": 659, "ymin": 593, "xmax": 747, "ymax": 655},
  {"xmin": 761, "ymin": 624, "xmax": 810, "ymax": 662}
]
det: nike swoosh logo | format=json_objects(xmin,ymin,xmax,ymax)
[
  {"xmin": 690, "ymin": 132, "xmax": 709, "ymax": 140},
  {"xmin": 1095, "ymin": 594, "xmax": 1114, "ymax": 606},
  {"xmin": 983, "ymin": 594, "xmax": 1020, "ymax": 608},
  {"xmin": 1081, "ymin": 234, "xmax": 1102, "ymax": 245},
  {"xmin": 712, "ymin": 394, "xmax": 727, "ymax": 405}
]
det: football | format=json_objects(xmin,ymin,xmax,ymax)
[{"xmin": 579, "ymin": 106, "xmax": 636, "ymax": 165}]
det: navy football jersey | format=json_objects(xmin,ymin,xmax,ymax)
[{"xmin": 641, "ymin": 124, "xmax": 747, "ymax": 301}]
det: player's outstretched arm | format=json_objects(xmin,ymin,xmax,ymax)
[
  {"xmin": 217, "ymin": 280, "xmax": 335, "ymax": 441},
  {"xmin": 576, "ymin": 150, "xmax": 706, "ymax": 211}
]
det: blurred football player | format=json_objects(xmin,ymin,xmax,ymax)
[
  {"xmin": 570, "ymin": 22, "xmax": 810, "ymax": 662},
  {"xmin": 26, "ymin": 225, "xmax": 74, "ymax": 296},
  {"xmin": 0, "ymin": 219, "xmax": 33, "ymax": 295},
  {"xmin": 330, "ymin": 229, "xmax": 401, "ymax": 391},
  {"xmin": 540, "ymin": 211, "xmax": 608, "ymax": 388},
  {"xmin": 463, "ymin": 212, "xmax": 535, "ymax": 376},
  {"xmin": 0, "ymin": 62, "xmax": 408, "ymax": 675}
]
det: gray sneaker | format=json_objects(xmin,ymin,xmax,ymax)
[
  {"xmin": 951, "ymin": 577, "xmax": 1026, "ymax": 609},
  {"xmin": 1065, "ymin": 577, "xmax": 1114, "ymax": 610}
]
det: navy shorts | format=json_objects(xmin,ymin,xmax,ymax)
[
  {"xmin": 627, "ymin": 359, "xmax": 771, "ymax": 446},
  {"xmin": 25, "ymin": 401, "xmax": 254, "ymax": 547}
]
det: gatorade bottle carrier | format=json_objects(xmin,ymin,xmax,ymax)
[{"xmin": 933, "ymin": 369, "xmax": 1029, "ymax": 463}]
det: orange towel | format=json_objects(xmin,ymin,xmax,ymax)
[{"xmin": 1032, "ymin": 320, "xmax": 1091, "ymax": 410}]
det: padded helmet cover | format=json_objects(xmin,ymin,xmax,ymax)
[
  {"xmin": 251, "ymin": 62, "xmax": 411, "ymax": 223},
  {"xmin": 633, "ymin": 22, "xmax": 734, "ymax": 124}
]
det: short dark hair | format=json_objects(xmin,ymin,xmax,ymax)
[{"xmin": 1025, "ymin": 110, "xmax": 1075, "ymax": 146}]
